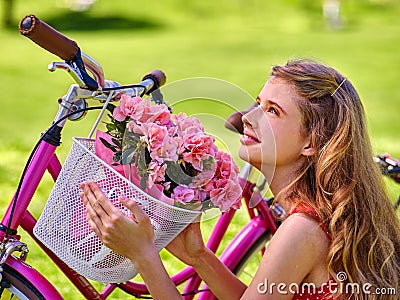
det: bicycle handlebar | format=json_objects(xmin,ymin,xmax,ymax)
[
  {"xmin": 375, "ymin": 153, "xmax": 400, "ymax": 184},
  {"xmin": 19, "ymin": 15, "xmax": 78, "ymax": 61},
  {"xmin": 19, "ymin": 14, "xmax": 100, "ymax": 90},
  {"xmin": 142, "ymin": 70, "xmax": 167, "ymax": 94},
  {"xmin": 18, "ymin": 14, "xmax": 166, "ymax": 95}
]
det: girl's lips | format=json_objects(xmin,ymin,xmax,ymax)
[{"xmin": 240, "ymin": 132, "xmax": 261, "ymax": 145}]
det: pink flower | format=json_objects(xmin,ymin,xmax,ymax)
[
  {"xmin": 146, "ymin": 124, "xmax": 168, "ymax": 152},
  {"xmin": 182, "ymin": 133, "xmax": 218, "ymax": 171},
  {"xmin": 172, "ymin": 112, "xmax": 187, "ymax": 123},
  {"xmin": 171, "ymin": 185, "xmax": 195, "ymax": 204},
  {"xmin": 168, "ymin": 125, "xmax": 178, "ymax": 137},
  {"xmin": 209, "ymin": 179, "xmax": 242, "ymax": 212},
  {"xmin": 189, "ymin": 168, "xmax": 216, "ymax": 189},
  {"xmin": 216, "ymin": 151, "xmax": 239, "ymax": 180},
  {"xmin": 113, "ymin": 95, "xmax": 145, "ymax": 122},
  {"xmin": 141, "ymin": 103, "xmax": 171, "ymax": 126},
  {"xmin": 127, "ymin": 121, "xmax": 148, "ymax": 136},
  {"xmin": 194, "ymin": 189, "xmax": 207, "ymax": 202},
  {"xmin": 176, "ymin": 116, "xmax": 204, "ymax": 136},
  {"xmin": 160, "ymin": 137, "xmax": 179, "ymax": 161},
  {"xmin": 150, "ymin": 135, "xmax": 179, "ymax": 162},
  {"xmin": 148, "ymin": 161, "xmax": 167, "ymax": 188}
]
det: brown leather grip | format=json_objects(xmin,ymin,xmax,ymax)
[
  {"xmin": 142, "ymin": 70, "xmax": 166, "ymax": 88},
  {"xmin": 19, "ymin": 15, "xmax": 79, "ymax": 61}
]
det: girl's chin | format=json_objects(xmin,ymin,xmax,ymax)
[
  {"xmin": 238, "ymin": 147, "xmax": 259, "ymax": 166},
  {"xmin": 238, "ymin": 148, "xmax": 275, "ymax": 176}
]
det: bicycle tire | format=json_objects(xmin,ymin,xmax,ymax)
[
  {"xmin": 232, "ymin": 230, "xmax": 272, "ymax": 283},
  {"xmin": 0, "ymin": 264, "xmax": 45, "ymax": 300}
]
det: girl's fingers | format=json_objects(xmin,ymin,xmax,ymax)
[
  {"xmin": 80, "ymin": 182, "xmax": 109, "ymax": 218},
  {"xmin": 80, "ymin": 191, "xmax": 103, "ymax": 234},
  {"xmin": 87, "ymin": 182, "xmax": 119, "ymax": 216},
  {"xmin": 119, "ymin": 197, "xmax": 150, "ymax": 225},
  {"xmin": 80, "ymin": 191, "xmax": 88, "ymax": 204},
  {"xmin": 86, "ymin": 215, "xmax": 102, "ymax": 238}
]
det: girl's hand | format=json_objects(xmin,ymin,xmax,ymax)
[
  {"xmin": 79, "ymin": 181, "xmax": 156, "ymax": 262},
  {"xmin": 165, "ymin": 219, "xmax": 206, "ymax": 267}
]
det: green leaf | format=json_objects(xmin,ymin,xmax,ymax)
[
  {"xmin": 203, "ymin": 156, "xmax": 216, "ymax": 170},
  {"xmin": 106, "ymin": 103, "xmax": 116, "ymax": 113},
  {"xmin": 121, "ymin": 148, "xmax": 136, "ymax": 165},
  {"xmin": 116, "ymin": 121, "xmax": 127, "ymax": 134},
  {"xmin": 140, "ymin": 173, "xmax": 148, "ymax": 190},
  {"xmin": 111, "ymin": 137, "xmax": 122, "ymax": 149},
  {"xmin": 123, "ymin": 133, "xmax": 140, "ymax": 148},
  {"xmin": 106, "ymin": 123, "xmax": 117, "ymax": 133},
  {"xmin": 99, "ymin": 137, "xmax": 113, "ymax": 149},
  {"xmin": 165, "ymin": 161, "xmax": 193, "ymax": 186},
  {"xmin": 173, "ymin": 200, "xmax": 202, "ymax": 211},
  {"xmin": 137, "ymin": 148, "xmax": 147, "ymax": 170},
  {"xmin": 113, "ymin": 151, "xmax": 122, "ymax": 162}
]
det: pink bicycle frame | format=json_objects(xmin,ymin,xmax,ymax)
[{"xmin": 0, "ymin": 139, "xmax": 103, "ymax": 299}]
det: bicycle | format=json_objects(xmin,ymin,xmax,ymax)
[
  {"xmin": 374, "ymin": 153, "xmax": 400, "ymax": 211},
  {"xmin": 0, "ymin": 15, "xmax": 283, "ymax": 299}
]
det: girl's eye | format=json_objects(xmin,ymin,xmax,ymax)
[{"xmin": 267, "ymin": 107, "xmax": 279, "ymax": 115}]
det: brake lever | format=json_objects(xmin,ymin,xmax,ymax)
[
  {"xmin": 48, "ymin": 49, "xmax": 99, "ymax": 91},
  {"xmin": 48, "ymin": 62, "xmax": 85, "ymax": 86}
]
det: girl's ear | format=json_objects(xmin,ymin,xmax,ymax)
[
  {"xmin": 301, "ymin": 138, "xmax": 316, "ymax": 157},
  {"xmin": 302, "ymin": 145, "xmax": 316, "ymax": 157}
]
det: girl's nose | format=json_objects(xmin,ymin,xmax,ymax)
[
  {"xmin": 242, "ymin": 113, "xmax": 252, "ymax": 129},
  {"xmin": 225, "ymin": 102, "xmax": 258, "ymax": 134},
  {"xmin": 242, "ymin": 113, "xmax": 253, "ymax": 128},
  {"xmin": 242, "ymin": 103, "xmax": 260, "ymax": 129}
]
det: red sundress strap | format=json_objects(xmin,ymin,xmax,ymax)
[{"xmin": 287, "ymin": 203, "xmax": 332, "ymax": 240}]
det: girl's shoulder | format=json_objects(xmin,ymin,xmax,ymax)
[
  {"xmin": 286, "ymin": 202, "xmax": 332, "ymax": 240},
  {"xmin": 256, "ymin": 209, "xmax": 330, "ymax": 291},
  {"xmin": 267, "ymin": 203, "xmax": 331, "ymax": 269},
  {"xmin": 277, "ymin": 211, "xmax": 330, "ymax": 249}
]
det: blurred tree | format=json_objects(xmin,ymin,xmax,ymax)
[{"xmin": 3, "ymin": 0, "xmax": 13, "ymax": 27}]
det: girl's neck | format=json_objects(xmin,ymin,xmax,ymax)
[{"xmin": 265, "ymin": 161, "xmax": 304, "ymax": 213}]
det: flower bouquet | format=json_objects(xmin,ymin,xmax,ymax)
[
  {"xmin": 96, "ymin": 94, "xmax": 242, "ymax": 213},
  {"xmin": 33, "ymin": 93, "xmax": 242, "ymax": 284}
]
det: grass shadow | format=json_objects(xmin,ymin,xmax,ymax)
[
  {"xmin": 46, "ymin": 11, "xmax": 163, "ymax": 31},
  {"xmin": 6, "ymin": 11, "xmax": 164, "ymax": 32}
]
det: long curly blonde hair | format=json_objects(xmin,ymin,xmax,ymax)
[{"xmin": 271, "ymin": 59, "xmax": 400, "ymax": 299}]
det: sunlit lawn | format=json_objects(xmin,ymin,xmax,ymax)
[{"xmin": 0, "ymin": 0, "xmax": 399, "ymax": 298}]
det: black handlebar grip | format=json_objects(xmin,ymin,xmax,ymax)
[
  {"xmin": 19, "ymin": 15, "xmax": 79, "ymax": 61},
  {"xmin": 142, "ymin": 70, "xmax": 167, "ymax": 92}
]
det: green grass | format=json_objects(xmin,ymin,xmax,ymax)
[{"xmin": 1, "ymin": 0, "xmax": 400, "ymax": 298}]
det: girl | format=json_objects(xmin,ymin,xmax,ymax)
[{"xmin": 80, "ymin": 59, "xmax": 400, "ymax": 299}]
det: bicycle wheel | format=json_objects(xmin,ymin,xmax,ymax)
[
  {"xmin": 231, "ymin": 231, "xmax": 272, "ymax": 285},
  {"xmin": 0, "ymin": 264, "xmax": 45, "ymax": 300}
]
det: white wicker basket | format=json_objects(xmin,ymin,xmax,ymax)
[{"xmin": 33, "ymin": 137, "xmax": 200, "ymax": 284}]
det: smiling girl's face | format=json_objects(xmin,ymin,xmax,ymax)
[{"xmin": 239, "ymin": 77, "xmax": 313, "ymax": 183}]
